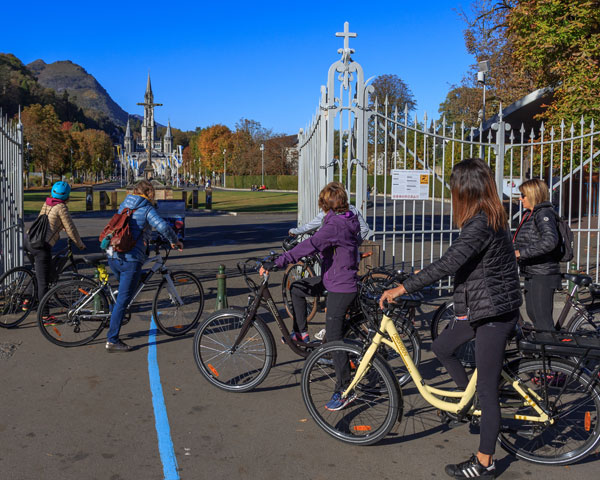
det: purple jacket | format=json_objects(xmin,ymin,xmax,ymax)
[{"xmin": 275, "ymin": 210, "xmax": 360, "ymax": 293}]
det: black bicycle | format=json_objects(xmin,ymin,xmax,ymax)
[
  {"xmin": 193, "ymin": 255, "xmax": 421, "ymax": 392},
  {"xmin": 0, "ymin": 240, "xmax": 87, "ymax": 328}
]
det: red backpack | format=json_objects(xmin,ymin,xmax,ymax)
[{"xmin": 99, "ymin": 208, "xmax": 140, "ymax": 253}]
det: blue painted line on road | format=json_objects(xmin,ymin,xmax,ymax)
[{"xmin": 148, "ymin": 315, "xmax": 180, "ymax": 480}]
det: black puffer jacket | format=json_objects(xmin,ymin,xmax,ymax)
[
  {"xmin": 513, "ymin": 201, "xmax": 560, "ymax": 276},
  {"xmin": 403, "ymin": 212, "xmax": 522, "ymax": 322}
]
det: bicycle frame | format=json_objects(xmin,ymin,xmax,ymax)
[
  {"xmin": 233, "ymin": 272, "xmax": 309, "ymax": 358},
  {"xmin": 69, "ymin": 251, "xmax": 184, "ymax": 320},
  {"xmin": 343, "ymin": 313, "xmax": 551, "ymax": 424}
]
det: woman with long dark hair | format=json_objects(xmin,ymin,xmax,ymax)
[{"xmin": 380, "ymin": 158, "xmax": 522, "ymax": 479}]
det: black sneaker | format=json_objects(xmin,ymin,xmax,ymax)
[
  {"xmin": 106, "ymin": 340, "xmax": 133, "ymax": 352},
  {"xmin": 445, "ymin": 454, "xmax": 496, "ymax": 479}
]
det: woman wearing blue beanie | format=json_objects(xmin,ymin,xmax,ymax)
[{"xmin": 28, "ymin": 181, "xmax": 86, "ymax": 316}]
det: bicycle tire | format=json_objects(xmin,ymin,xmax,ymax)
[
  {"xmin": 193, "ymin": 307, "xmax": 275, "ymax": 392},
  {"xmin": 431, "ymin": 302, "xmax": 476, "ymax": 368},
  {"xmin": 37, "ymin": 277, "xmax": 109, "ymax": 347},
  {"xmin": 0, "ymin": 267, "xmax": 37, "ymax": 328},
  {"xmin": 153, "ymin": 271, "xmax": 204, "ymax": 336},
  {"xmin": 498, "ymin": 357, "xmax": 600, "ymax": 465},
  {"xmin": 301, "ymin": 340, "xmax": 402, "ymax": 445},
  {"xmin": 281, "ymin": 262, "xmax": 317, "ymax": 322}
]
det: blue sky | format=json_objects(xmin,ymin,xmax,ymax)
[{"xmin": 3, "ymin": 1, "xmax": 474, "ymax": 134}]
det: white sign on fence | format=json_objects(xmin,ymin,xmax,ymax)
[{"xmin": 391, "ymin": 169, "xmax": 430, "ymax": 200}]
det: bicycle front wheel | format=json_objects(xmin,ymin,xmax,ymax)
[
  {"xmin": 37, "ymin": 278, "xmax": 109, "ymax": 347},
  {"xmin": 0, "ymin": 267, "xmax": 36, "ymax": 328},
  {"xmin": 281, "ymin": 262, "xmax": 317, "ymax": 322},
  {"xmin": 498, "ymin": 357, "xmax": 600, "ymax": 465},
  {"xmin": 153, "ymin": 271, "xmax": 204, "ymax": 336},
  {"xmin": 193, "ymin": 308, "xmax": 275, "ymax": 392},
  {"xmin": 301, "ymin": 341, "xmax": 402, "ymax": 445}
]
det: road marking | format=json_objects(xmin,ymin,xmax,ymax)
[{"xmin": 148, "ymin": 315, "xmax": 180, "ymax": 480}]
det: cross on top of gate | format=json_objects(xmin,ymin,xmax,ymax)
[{"xmin": 336, "ymin": 21, "xmax": 356, "ymax": 57}]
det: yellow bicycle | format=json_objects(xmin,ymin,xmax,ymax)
[{"xmin": 300, "ymin": 298, "xmax": 600, "ymax": 465}]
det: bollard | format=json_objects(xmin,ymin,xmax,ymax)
[
  {"xmin": 182, "ymin": 191, "xmax": 188, "ymax": 209},
  {"xmin": 99, "ymin": 191, "xmax": 107, "ymax": 211},
  {"xmin": 216, "ymin": 264, "xmax": 228, "ymax": 310},
  {"xmin": 192, "ymin": 189, "xmax": 198, "ymax": 209},
  {"xmin": 568, "ymin": 261, "xmax": 579, "ymax": 301},
  {"xmin": 205, "ymin": 187, "xmax": 213, "ymax": 210},
  {"xmin": 85, "ymin": 186, "xmax": 93, "ymax": 211}
]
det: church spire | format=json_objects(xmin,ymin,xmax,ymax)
[
  {"xmin": 125, "ymin": 117, "xmax": 131, "ymax": 138},
  {"xmin": 165, "ymin": 120, "xmax": 172, "ymax": 138},
  {"xmin": 145, "ymin": 71, "xmax": 153, "ymax": 103}
]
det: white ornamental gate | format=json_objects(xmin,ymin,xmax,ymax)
[{"xmin": 297, "ymin": 23, "xmax": 600, "ymax": 284}]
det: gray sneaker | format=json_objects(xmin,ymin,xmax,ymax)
[{"xmin": 106, "ymin": 340, "xmax": 132, "ymax": 352}]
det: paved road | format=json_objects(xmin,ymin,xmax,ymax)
[{"xmin": 1, "ymin": 212, "xmax": 598, "ymax": 479}]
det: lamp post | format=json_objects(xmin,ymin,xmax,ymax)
[
  {"xmin": 25, "ymin": 142, "xmax": 32, "ymax": 189},
  {"xmin": 260, "ymin": 143, "xmax": 265, "ymax": 187},
  {"xmin": 223, "ymin": 148, "xmax": 227, "ymax": 188},
  {"xmin": 477, "ymin": 60, "xmax": 490, "ymax": 124}
]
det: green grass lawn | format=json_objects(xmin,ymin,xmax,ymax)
[{"xmin": 24, "ymin": 189, "xmax": 298, "ymax": 214}]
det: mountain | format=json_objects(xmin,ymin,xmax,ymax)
[
  {"xmin": 27, "ymin": 59, "xmax": 128, "ymax": 127},
  {"xmin": 0, "ymin": 53, "xmax": 118, "ymax": 136}
]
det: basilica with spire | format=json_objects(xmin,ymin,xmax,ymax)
[{"xmin": 123, "ymin": 73, "xmax": 174, "ymax": 178}]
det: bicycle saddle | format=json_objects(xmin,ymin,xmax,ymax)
[
  {"xmin": 79, "ymin": 254, "xmax": 107, "ymax": 265},
  {"xmin": 562, "ymin": 273, "xmax": 593, "ymax": 287}
]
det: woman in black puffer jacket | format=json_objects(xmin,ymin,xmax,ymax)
[
  {"xmin": 380, "ymin": 158, "xmax": 521, "ymax": 479},
  {"xmin": 513, "ymin": 178, "xmax": 561, "ymax": 331}
]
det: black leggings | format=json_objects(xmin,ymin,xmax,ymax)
[
  {"xmin": 291, "ymin": 276, "xmax": 356, "ymax": 391},
  {"xmin": 524, "ymin": 275, "xmax": 561, "ymax": 331},
  {"xmin": 432, "ymin": 310, "xmax": 518, "ymax": 455}
]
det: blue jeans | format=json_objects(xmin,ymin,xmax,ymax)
[{"xmin": 107, "ymin": 257, "xmax": 142, "ymax": 343}]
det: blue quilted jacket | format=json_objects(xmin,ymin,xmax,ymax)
[{"xmin": 107, "ymin": 194, "xmax": 178, "ymax": 263}]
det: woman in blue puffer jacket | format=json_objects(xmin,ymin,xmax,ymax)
[{"xmin": 105, "ymin": 180, "xmax": 182, "ymax": 352}]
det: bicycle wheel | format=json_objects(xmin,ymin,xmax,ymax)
[
  {"xmin": 153, "ymin": 271, "xmax": 204, "ymax": 336},
  {"xmin": 281, "ymin": 262, "xmax": 317, "ymax": 321},
  {"xmin": 565, "ymin": 313, "xmax": 600, "ymax": 372},
  {"xmin": 431, "ymin": 302, "xmax": 476, "ymax": 368},
  {"xmin": 498, "ymin": 357, "xmax": 600, "ymax": 465},
  {"xmin": 301, "ymin": 340, "xmax": 402, "ymax": 445},
  {"xmin": 193, "ymin": 308, "xmax": 275, "ymax": 392},
  {"xmin": 37, "ymin": 277, "xmax": 109, "ymax": 347},
  {"xmin": 0, "ymin": 267, "xmax": 36, "ymax": 328}
]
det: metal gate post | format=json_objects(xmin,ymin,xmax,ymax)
[{"xmin": 491, "ymin": 106, "xmax": 511, "ymax": 200}]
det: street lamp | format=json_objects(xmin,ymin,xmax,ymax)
[
  {"xmin": 260, "ymin": 143, "xmax": 265, "ymax": 187},
  {"xmin": 477, "ymin": 60, "xmax": 490, "ymax": 124},
  {"xmin": 223, "ymin": 148, "xmax": 227, "ymax": 188}
]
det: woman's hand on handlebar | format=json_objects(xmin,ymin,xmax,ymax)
[
  {"xmin": 259, "ymin": 260, "xmax": 276, "ymax": 276},
  {"xmin": 171, "ymin": 241, "xmax": 184, "ymax": 251},
  {"xmin": 379, "ymin": 284, "xmax": 407, "ymax": 310}
]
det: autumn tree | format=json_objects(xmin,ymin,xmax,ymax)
[
  {"xmin": 196, "ymin": 124, "xmax": 232, "ymax": 173},
  {"xmin": 507, "ymin": 0, "xmax": 600, "ymax": 125},
  {"xmin": 20, "ymin": 104, "xmax": 67, "ymax": 186}
]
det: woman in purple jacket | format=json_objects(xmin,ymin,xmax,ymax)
[{"xmin": 261, "ymin": 181, "xmax": 361, "ymax": 410}]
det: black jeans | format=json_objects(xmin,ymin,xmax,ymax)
[
  {"xmin": 524, "ymin": 274, "xmax": 561, "ymax": 331},
  {"xmin": 290, "ymin": 276, "xmax": 326, "ymax": 333},
  {"xmin": 431, "ymin": 310, "xmax": 518, "ymax": 455},
  {"xmin": 325, "ymin": 291, "xmax": 358, "ymax": 392},
  {"xmin": 30, "ymin": 244, "xmax": 52, "ymax": 310}
]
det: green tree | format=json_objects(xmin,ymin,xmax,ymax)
[
  {"xmin": 20, "ymin": 104, "xmax": 67, "ymax": 186},
  {"xmin": 507, "ymin": 0, "xmax": 600, "ymax": 124},
  {"xmin": 369, "ymin": 74, "xmax": 417, "ymax": 112}
]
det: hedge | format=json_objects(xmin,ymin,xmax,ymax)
[{"xmin": 228, "ymin": 175, "xmax": 298, "ymax": 190}]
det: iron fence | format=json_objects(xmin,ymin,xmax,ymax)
[
  {"xmin": 297, "ymin": 22, "xmax": 600, "ymax": 285},
  {"xmin": 0, "ymin": 110, "xmax": 24, "ymax": 275}
]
